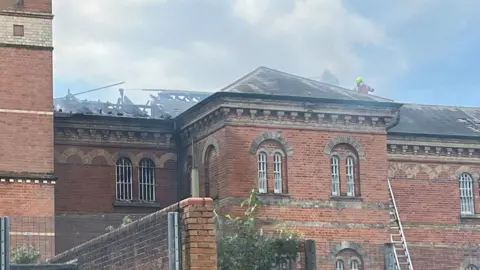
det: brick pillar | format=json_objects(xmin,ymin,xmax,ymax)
[{"xmin": 180, "ymin": 197, "xmax": 217, "ymax": 270}]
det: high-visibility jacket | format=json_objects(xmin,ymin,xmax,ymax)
[{"xmin": 355, "ymin": 83, "xmax": 374, "ymax": 94}]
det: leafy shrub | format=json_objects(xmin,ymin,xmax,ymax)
[
  {"xmin": 216, "ymin": 189, "xmax": 303, "ymax": 270},
  {"xmin": 11, "ymin": 245, "xmax": 40, "ymax": 264}
]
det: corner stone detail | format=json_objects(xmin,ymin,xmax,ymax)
[
  {"xmin": 249, "ymin": 131, "xmax": 293, "ymax": 156},
  {"xmin": 323, "ymin": 135, "xmax": 366, "ymax": 159}
]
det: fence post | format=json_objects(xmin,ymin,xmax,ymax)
[
  {"xmin": 384, "ymin": 243, "xmax": 395, "ymax": 270},
  {"xmin": 304, "ymin": 239, "xmax": 316, "ymax": 270},
  {"xmin": 168, "ymin": 212, "xmax": 180, "ymax": 270},
  {"xmin": 0, "ymin": 217, "xmax": 10, "ymax": 270}
]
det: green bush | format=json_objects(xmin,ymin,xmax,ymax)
[
  {"xmin": 215, "ymin": 189, "xmax": 303, "ymax": 270},
  {"xmin": 11, "ymin": 245, "xmax": 40, "ymax": 264}
]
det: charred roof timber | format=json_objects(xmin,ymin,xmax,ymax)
[{"xmin": 53, "ymin": 89, "xmax": 213, "ymax": 119}]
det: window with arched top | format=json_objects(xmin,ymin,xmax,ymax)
[
  {"xmin": 350, "ymin": 260, "xmax": 359, "ymax": 270},
  {"xmin": 346, "ymin": 156, "xmax": 355, "ymax": 197},
  {"xmin": 329, "ymin": 143, "xmax": 360, "ymax": 197},
  {"xmin": 466, "ymin": 265, "xmax": 479, "ymax": 270},
  {"xmin": 116, "ymin": 157, "xmax": 132, "ymax": 201},
  {"xmin": 273, "ymin": 152, "xmax": 283, "ymax": 194},
  {"xmin": 258, "ymin": 152, "xmax": 267, "ymax": 193},
  {"xmin": 459, "ymin": 173, "xmax": 475, "ymax": 215},
  {"xmin": 331, "ymin": 155, "xmax": 340, "ymax": 196},
  {"xmin": 139, "ymin": 158, "xmax": 155, "ymax": 202},
  {"xmin": 335, "ymin": 260, "xmax": 344, "ymax": 270}
]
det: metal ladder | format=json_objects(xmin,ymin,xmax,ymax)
[{"xmin": 387, "ymin": 178, "xmax": 414, "ymax": 270}]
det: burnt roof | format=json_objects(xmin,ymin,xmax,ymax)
[
  {"xmin": 388, "ymin": 104, "xmax": 480, "ymax": 138},
  {"xmin": 54, "ymin": 90, "xmax": 213, "ymax": 119},
  {"xmin": 221, "ymin": 66, "xmax": 393, "ymax": 102}
]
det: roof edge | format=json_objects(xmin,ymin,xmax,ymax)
[
  {"xmin": 387, "ymin": 131, "xmax": 480, "ymax": 140},
  {"xmin": 176, "ymin": 91, "xmax": 403, "ymax": 121}
]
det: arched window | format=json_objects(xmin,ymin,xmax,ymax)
[
  {"xmin": 116, "ymin": 158, "xmax": 132, "ymax": 201},
  {"xmin": 331, "ymin": 155, "xmax": 340, "ymax": 196},
  {"xmin": 273, "ymin": 153, "xmax": 283, "ymax": 194},
  {"xmin": 350, "ymin": 259, "xmax": 360, "ymax": 270},
  {"xmin": 459, "ymin": 173, "xmax": 475, "ymax": 215},
  {"xmin": 139, "ymin": 158, "xmax": 155, "ymax": 202},
  {"xmin": 466, "ymin": 265, "xmax": 479, "ymax": 270},
  {"xmin": 258, "ymin": 152, "xmax": 267, "ymax": 193},
  {"xmin": 346, "ymin": 156, "xmax": 355, "ymax": 197},
  {"xmin": 335, "ymin": 260, "xmax": 344, "ymax": 270}
]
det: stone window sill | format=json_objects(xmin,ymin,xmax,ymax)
[
  {"xmin": 330, "ymin": 196, "xmax": 363, "ymax": 202},
  {"xmin": 460, "ymin": 214, "xmax": 480, "ymax": 220},
  {"xmin": 257, "ymin": 193, "xmax": 291, "ymax": 204},
  {"xmin": 113, "ymin": 200, "xmax": 162, "ymax": 208}
]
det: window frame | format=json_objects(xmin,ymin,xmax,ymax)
[
  {"xmin": 345, "ymin": 156, "xmax": 355, "ymax": 197},
  {"xmin": 331, "ymin": 155, "xmax": 340, "ymax": 196},
  {"xmin": 459, "ymin": 172, "xmax": 475, "ymax": 216},
  {"xmin": 115, "ymin": 157, "xmax": 133, "ymax": 201},
  {"xmin": 138, "ymin": 158, "xmax": 156, "ymax": 202},
  {"xmin": 335, "ymin": 259, "xmax": 344, "ymax": 270},
  {"xmin": 273, "ymin": 152, "xmax": 283, "ymax": 194},
  {"xmin": 257, "ymin": 151, "xmax": 268, "ymax": 194}
]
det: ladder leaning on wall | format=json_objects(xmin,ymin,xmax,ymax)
[{"xmin": 387, "ymin": 178, "xmax": 414, "ymax": 270}]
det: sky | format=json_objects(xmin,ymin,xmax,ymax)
[{"xmin": 53, "ymin": 0, "xmax": 480, "ymax": 107}]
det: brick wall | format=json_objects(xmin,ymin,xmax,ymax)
[
  {"xmin": 54, "ymin": 145, "xmax": 177, "ymax": 213},
  {"xmin": 23, "ymin": 0, "xmax": 52, "ymax": 13},
  {"xmin": 389, "ymin": 160, "xmax": 480, "ymax": 268},
  {"xmin": 200, "ymin": 124, "xmax": 391, "ymax": 268},
  {"xmin": 49, "ymin": 198, "xmax": 217, "ymax": 270}
]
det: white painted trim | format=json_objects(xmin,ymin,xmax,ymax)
[{"xmin": 0, "ymin": 108, "xmax": 53, "ymax": 115}]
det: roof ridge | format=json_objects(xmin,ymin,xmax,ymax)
[{"xmin": 254, "ymin": 66, "xmax": 394, "ymax": 102}]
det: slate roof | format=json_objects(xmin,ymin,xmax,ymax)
[
  {"xmin": 389, "ymin": 104, "xmax": 480, "ymax": 138},
  {"xmin": 221, "ymin": 66, "xmax": 393, "ymax": 102}
]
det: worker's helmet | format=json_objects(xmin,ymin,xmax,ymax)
[{"xmin": 356, "ymin": 77, "xmax": 363, "ymax": 83}]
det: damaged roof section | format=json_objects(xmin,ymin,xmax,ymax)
[
  {"xmin": 389, "ymin": 104, "xmax": 480, "ymax": 138},
  {"xmin": 54, "ymin": 90, "xmax": 213, "ymax": 119},
  {"xmin": 221, "ymin": 66, "xmax": 393, "ymax": 103}
]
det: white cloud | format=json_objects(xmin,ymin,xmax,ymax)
[{"xmin": 53, "ymin": 0, "xmax": 475, "ymax": 104}]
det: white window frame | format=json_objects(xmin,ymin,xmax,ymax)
[
  {"xmin": 460, "ymin": 173, "xmax": 475, "ymax": 215},
  {"xmin": 346, "ymin": 156, "xmax": 355, "ymax": 197},
  {"xmin": 258, "ymin": 152, "xmax": 268, "ymax": 193},
  {"xmin": 331, "ymin": 156, "xmax": 340, "ymax": 196},
  {"xmin": 466, "ymin": 265, "xmax": 479, "ymax": 270},
  {"xmin": 273, "ymin": 153, "xmax": 283, "ymax": 194},
  {"xmin": 115, "ymin": 157, "xmax": 133, "ymax": 201},
  {"xmin": 335, "ymin": 259, "xmax": 344, "ymax": 270},
  {"xmin": 350, "ymin": 259, "xmax": 359, "ymax": 270},
  {"xmin": 139, "ymin": 158, "xmax": 156, "ymax": 202}
]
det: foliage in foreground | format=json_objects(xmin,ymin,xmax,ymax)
[
  {"xmin": 105, "ymin": 215, "xmax": 133, "ymax": 232},
  {"xmin": 11, "ymin": 244, "xmax": 40, "ymax": 264},
  {"xmin": 215, "ymin": 189, "xmax": 303, "ymax": 270}
]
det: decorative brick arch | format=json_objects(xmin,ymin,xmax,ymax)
[
  {"xmin": 158, "ymin": 153, "xmax": 177, "ymax": 168},
  {"xmin": 249, "ymin": 131, "xmax": 293, "ymax": 156},
  {"xmin": 134, "ymin": 152, "xmax": 161, "ymax": 167},
  {"xmin": 85, "ymin": 149, "xmax": 115, "ymax": 165},
  {"xmin": 323, "ymin": 136, "xmax": 365, "ymax": 159},
  {"xmin": 202, "ymin": 137, "xmax": 219, "ymax": 164},
  {"xmin": 455, "ymin": 166, "xmax": 480, "ymax": 181}
]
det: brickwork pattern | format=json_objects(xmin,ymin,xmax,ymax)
[
  {"xmin": 0, "ymin": 14, "xmax": 52, "ymax": 47},
  {"xmin": 54, "ymin": 145, "xmax": 177, "ymax": 213},
  {"xmin": 49, "ymin": 198, "xmax": 217, "ymax": 270}
]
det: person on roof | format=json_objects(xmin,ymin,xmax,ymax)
[{"xmin": 354, "ymin": 77, "xmax": 374, "ymax": 94}]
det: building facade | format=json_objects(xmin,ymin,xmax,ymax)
[{"xmin": 2, "ymin": 1, "xmax": 480, "ymax": 268}]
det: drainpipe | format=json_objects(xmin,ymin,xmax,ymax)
[{"xmin": 174, "ymin": 120, "xmax": 184, "ymax": 202}]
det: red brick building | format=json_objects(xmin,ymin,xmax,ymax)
[{"xmin": 3, "ymin": 1, "xmax": 480, "ymax": 268}]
